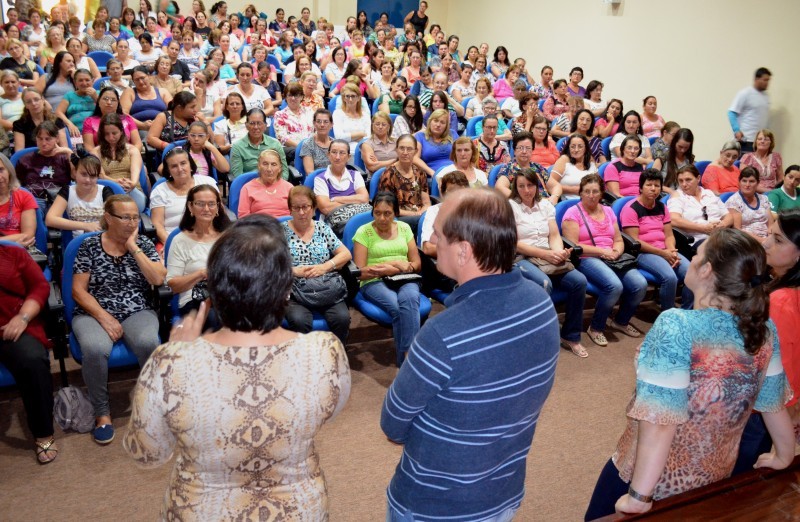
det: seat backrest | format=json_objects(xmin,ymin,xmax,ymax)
[
  {"xmin": 87, "ymin": 51, "xmax": 114, "ymax": 69},
  {"xmin": 554, "ymin": 199, "xmax": 580, "ymax": 233},
  {"xmin": 611, "ymin": 196, "xmax": 635, "ymax": 227},
  {"xmin": 341, "ymin": 211, "xmax": 375, "ymax": 253},
  {"xmin": 10, "ymin": 147, "xmax": 37, "ymax": 167},
  {"xmin": 410, "ymin": 80, "xmax": 421, "ymax": 96},
  {"xmin": 161, "ymin": 140, "xmax": 188, "ymax": 161},
  {"xmin": 228, "ymin": 171, "xmax": 259, "ymax": 216},
  {"xmin": 328, "ymin": 95, "xmax": 339, "ymax": 113},
  {"xmin": 695, "ymin": 160, "xmax": 711, "ymax": 175},
  {"xmin": 597, "ymin": 161, "xmax": 609, "ymax": 180},
  {"xmin": 352, "ymin": 138, "xmax": 368, "ymax": 171},
  {"xmin": 488, "ymin": 164, "xmax": 504, "ymax": 187},
  {"xmin": 720, "ymin": 191, "xmax": 735, "ymax": 203},
  {"xmin": 139, "ymin": 165, "xmax": 151, "ymax": 196},
  {"xmin": 648, "ymin": 136, "xmax": 658, "ymax": 146},
  {"xmin": 62, "ymin": 232, "xmax": 103, "ymax": 323},
  {"xmin": 556, "ymin": 136, "xmax": 567, "ymax": 152},
  {"xmin": 371, "ymin": 97, "xmax": 382, "ymax": 115},
  {"xmin": 601, "ymin": 137, "xmax": 612, "ymax": 159},
  {"xmin": 460, "ymin": 96, "xmax": 473, "ymax": 111},
  {"xmin": 416, "ymin": 210, "xmax": 427, "ymax": 248},
  {"xmin": 465, "ymin": 116, "xmax": 484, "ymax": 138},
  {"xmin": 295, "ymin": 138, "xmax": 308, "ymax": 176},
  {"xmin": 93, "ymin": 76, "xmax": 110, "ymax": 90},
  {"xmin": 369, "ymin": 167, "xmax": 386, "ymax": 201},
  {"xmin": 538, "ymin": 99, "xmax": 545, "ymax": 110},
  {"xmin": 303, "ymin": 168, "xmax": 327, "ymax": 190},
  {"xmin": 97, "ymin": 179, "xmax": 126, "ymax": 195}
]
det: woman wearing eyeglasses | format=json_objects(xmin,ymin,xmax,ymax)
[
  {"xmin": 150, "ymin": 148, "xmax": 218, "ymax": 245},
  {"xmin": 71, "ymin": 194, "xmax": 167, "ymax": 445},
  {"xmin": 282, "ymin": 185, "xmax": 353, "ymax": 345},
  {"xmin": 166, "ymin": 184, "xmax": 231, "ymax": 328},
  {"xmin": 333, "ymin": 84, "xmax": 371, "ymax": 154}
]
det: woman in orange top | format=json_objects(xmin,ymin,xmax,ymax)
[
  {"xmin": 702, "ymin": 140, "xmax": 741, "ymax": 196},
  {"xmin": 530, "ymin": 115, "xmax": 560, "ymax": 168}
]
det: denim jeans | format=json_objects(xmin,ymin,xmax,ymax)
[
  {"xmin": 578, "ymin": 258, "xmax": 648, "ymax": 331},
  {"xmin": 361, "ymin": 281, "xmax": 420, "ymax": 359},
  {"xmin": 637, "ymin": 252, "xmax": 694, "ymax": 311},
  {"xmin": 516, "ymin": 260, "xmax": 587, "ymax": 342},
  {"xmin": 72, "ymin": 310, "xmax": 160, "ymax": 417},
  {"xmin": 387, "ymin": 502, "xmax": 517, "ymax": 522}
]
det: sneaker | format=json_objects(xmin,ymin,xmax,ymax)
[{"xmin": 93, "ymin": 424, "xmax": 115, "ymax": 445}]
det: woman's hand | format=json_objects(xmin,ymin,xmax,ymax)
[
  {"xmin": 125, "ymin": 228, "xmax": 139, "ymax": 253},
  {"xmin": 98, "ymin": 313, "xmax": 124, "ymax": 341},
  {"xmin": 615, "ymin": 494, "xmax": 652, "ymax": 515},
  {"xmin": 306, "ymin": 264, "xmax": 329, "ymax": 278},
  {"xmin": 118, "ymin": 178, "xmax": 134, "ymax": 191},
  {"xmin": 171, "ymin": 301, "xmax": 209, "ymax": 342},
  {"xmin": 599, "ymin": 248, "xmax": 618, "ymax": 260},
  {"xmin": 662, "ymin": 247, "xmax": 680, "ymax": 267},
  {"xmin": 541, "ymin": 249, "xmax": 568, "ymax": 265},
  {"xmin": 67, "ymin": 123, "xmax": 81, "ymax": 137},
  {"xmin": 1, "ymin": 314, "xmax": 29, "ymax": 342}
]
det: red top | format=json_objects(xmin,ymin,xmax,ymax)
[
  {"xmin": 771, "ymin": 288, "xmax": 800, "ymax": 407},
  {"xmin": 0, "ymin": 245, "xmax": 51, "ymax": 348}
]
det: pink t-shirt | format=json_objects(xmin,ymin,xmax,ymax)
[
  {"xmin": 562, "ymin": 203, "xmax": 617, "ymax": 253},
  {"xmin": 596, "ymin": 118, "xmax": 619, "ymax": 136},
  {"xmin": 492, "ymin": 79, "xmax": 514, "ymax": 103},
  {"xmin": 82, "ymin": 114, "xmax": 138, "ymax": 143},
  {"xmin": 238, "ymin": 178, "xmax": 293, "ymax": 218},
  {"xmin": 604, "ymin": 160, "xmax": 644, "ymax": 196},
  {"xmin": 620, "ymin": 198, "xmax": 671, "ymax": 250},
  {"xmin": 189, "ymin": 150, "xmax": 217, "ymax": 178}
]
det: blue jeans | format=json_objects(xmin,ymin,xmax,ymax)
[
  {"xmin": 387, "ymin": 502, "xmax": 517, "ymax": 522},
  {"xmin": 516, "ymin": 260, "xmax": 587, "ymax": 342},
  {"xmin": 361, "ymin": 281, "xmax": 420, "ymax": 360},
  {"xmin": 637, "ymin": 252, "xmax": 694, "ymax": 311},
  {"xmin": 578, "ymin": 258, "xmax": 648, "ymax": 331}
]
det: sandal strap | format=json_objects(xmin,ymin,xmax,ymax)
[{"xmin": 35, "ymin": 438, "xmax": 55, "ymax": 453}]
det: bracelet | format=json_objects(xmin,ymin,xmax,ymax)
[
  {"xmin": 131, "ymin": 249, "xmax": 143, "ymax": 256},
  {"xmin": 329, "ymin": 260, "xmax": 337, "ymax": 270},
  {"xmin": 628, "ymin": 486, "xmax": 653, "ymax": 503},
  {"xmin": 20, "ymin": 313, "xmax": 30, "ymax": 324}
]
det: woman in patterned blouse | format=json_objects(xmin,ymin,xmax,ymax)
[
  {"xmin": 124, "ymin": 214, "xmax": 350, "ymax": 520},
  {"xmin": 379, "ymin": 134, "xmax": 431, "ymax": 234},
  {"xmin": 72, "ymin": 194, "xmax": 166, "ymax": 445},
  {"xmin": 282, "ymin": 185, "xmax": 352, "ymax": 344},
  {"xmin": 585, "ymin": 228, "xmax": 795, "ymax": 519}
]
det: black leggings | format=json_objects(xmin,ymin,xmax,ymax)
[
  {"xmin": 584, "ymin": 458, "xmax": 630, "ymax": 521},
  {"xmin": 0, "ymin": 333, "xmax": 54, "ymax": 439}
]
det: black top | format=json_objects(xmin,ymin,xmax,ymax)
[
  {"xmin": 170, "ymin": 59, "xmax": 191, "ymax": 82},
  {"xmin": 0, "ymin": 57, "xmax": 37, "ymax": 80},
  {"xmin": 13, "ymin": 118, "xmax": 66, "ymax": 149},
  {"xmin": 409, "ymin": 11, "xmax": 429, "ymax": 35}
]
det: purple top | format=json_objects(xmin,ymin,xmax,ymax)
[{"xmin": 568, "ymin": 85, "xmax": 586, "ymax": 98}]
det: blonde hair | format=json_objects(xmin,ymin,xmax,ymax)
[
  {"xmin": 424, "ymin": 109, "xmax": 454, "ymax": 144},
  {"xmin": 340, "ymin": 84, "xmax": 363, "ymax": 117},
  {"xmin": 0, "ymin": 154, "xmax": 20, "ymax": 190},
  {"xmin": 372, "ymin": 111, "xmax": 394, "ymax": 137}
]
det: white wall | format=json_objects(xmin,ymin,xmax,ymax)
[{"xmin": 443, "ymin": 0, "xmax": 800, "ymax": 161}]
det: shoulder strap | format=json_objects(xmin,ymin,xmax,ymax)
[{"xmin": 576, "ymin": 203, "xmax": 597, "ymax": 247}]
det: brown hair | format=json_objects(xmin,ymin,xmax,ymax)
[
  {"xmin": 288, "ymin": 185, "xmax": 317, "ymax": 209},
  {"xmin": 440, "ymin": 170, "xmax": 469, "ymax": 195},
  {"xmin": 441, "ymin": 188, "xmax": 517, "ymax": 273},
  {"xmin": 449, "ymin": 136, "xmax": 478, "ymax": 166}
]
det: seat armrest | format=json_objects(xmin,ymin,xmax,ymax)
[
  {"xmin": 561, "ymin": 236, "xmax": 583, "ymax": 266},
  {"xmin": 673, "ymin": 228, "xmax": 695, "ymax": 259},
  {"xmin": 602, "ymin": 192, "xmax": 619, "ymax": 206},
  {"xmin": 345, "ymin": 259, "xmax": 361, "ymax": 279},
  {"xmin": 621, "ymin": 232, "xmax": 641, "ymax": 257},
  {"xmin": 287, "ymin": 166, "xmax": 304, "ymax": 186},
  {"xmin": 47, "ymin": 281, "xmax": 64, "ymax": 315},
  {"xmin": 140, "ymin": 213, "xmax": 156, "ymax": 241}
]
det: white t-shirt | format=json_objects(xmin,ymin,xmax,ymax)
[
  {"xmin": 313, "ymin": 167, "xmax": 366, "ymax": 198},
  {"xmin": 510, "ymin": 198, "xmax": 555, "ymax": 249},
  {"xmin": 228, "ymin": 84, "xmax": 272, "ymax": 111},
  {"xmin": 609, "ymin": 132, "xmax": 651, "ymax": 161},
  {"xmin": 557, "ymin": 162, "xmax": 598, "ymax": 200},
  {"xmin": 501, "ymin": 98, "xmax": 521, "ymax": 118},
  {"xmin": 728, "ymin": 86, "xmax": 769, "ymax": 142},
  {"xmin": 149, "ymin": 175, "xmax": 218, "ymax": 236},
  {"xmin": 165, "ymin": 232, "xmax": 217, "ymax": 307},
  {"xmin": 332, "ymin": 109, "xmax": 372, "ymax": 153},
  {"xmin": 420, "ymin": 203, "xmax": 441, "ymax": 245},
  {"xmin": 466, "ymin": 96, "xmax": 485, "ymax": 116}
]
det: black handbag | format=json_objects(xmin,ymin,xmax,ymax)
[
  {"xmin": 382, "ymin": 273, "xmax": 423, "ymax": 291},
  {"xmin": 576, "ymin": 204, "xmax": 638, "ymax": 274},
  {"xmin": 291, "ymin": 272, "xmax": 348, "ymax": 308}
]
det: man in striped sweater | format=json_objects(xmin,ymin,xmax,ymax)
[{"xmin": 381, "ymin": 188, "xmax": 561, "ymax": 521}]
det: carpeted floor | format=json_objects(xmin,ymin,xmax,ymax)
[{"xmin": 0, "ymin": 303, "xmax": 663, "ymax": 521}]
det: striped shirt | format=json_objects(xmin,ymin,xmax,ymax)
[{"xmin": 381, "ymin": 269, "xmax": 560, "ymax": 521}]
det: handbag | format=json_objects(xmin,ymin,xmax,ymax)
[
  {"xmin": 291, "ymin": 271, "xmax": 347, "ymax": 308},
  {"xmin": 576, "ymin": 204, "xmax": 638, "ymax": 274},
  {"xmin": 325, "ymin": 202, "xmax": 373, "ymax": 236},
  {"xmin": 529, "ymin": 254, "xmax": 575, "ymax": 276},
  {"xmin": 382, "ymin": 273, "xmax": 423, "ymax": 291}
]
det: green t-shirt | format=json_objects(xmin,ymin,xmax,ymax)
[
  {"xmin": 353, "ymin": 220, "xmax": 414, "ymax": 286},
  {"xmin": 381, "ymin": 94, "xmax": 404, "ymax": 114},
  {"xmin": 767, "ymin": 187, "xmax": 800, "ymax": 214}
]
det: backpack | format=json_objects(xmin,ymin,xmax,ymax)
[{"xmin": 53, "ymin": 386, "xmax": 95, "ymax": 433}]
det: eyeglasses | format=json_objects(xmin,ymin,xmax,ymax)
[
  {"xmin": 533, "ymin": 126, "xmax": 548, "ymax": 131},
  {"xmin": 108, "ymin": 212, "xmax": 140, "ymax": 223},
  {"xmin": 701, "ymin": 206, "xmax": 708, "ymax": 221},
  {"xmin": 192, "ymin": 201, "xmax": 218, "ymax": 209},
  {"xmin": 288, "ymin": 93, "xmax": 303, "ymax": 98},
  {"xmin": 515, "ymin": 145, "xmax": 533, "ymax": 152},
  {"xmin": 246, "ymin": 120, "xmax": 265, "ymax": 127},
  {"xmin": 290, "ymin": 204, "xmax": 312, "ymax": 212},
  {"xmin": 343, "ymin": 94, "xmax": 358, "ymax": 99},
  {"xmin": 188, "ymin": 133, "xmax": 206, "ymax": 139},
  {"xmin": 100, "ymin": 97, "xmax": 117, "ymax": 103}
]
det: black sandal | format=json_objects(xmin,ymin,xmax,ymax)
[{"xmin": 35, "ymin": 437, "xmax": 58, "ymax": 465}]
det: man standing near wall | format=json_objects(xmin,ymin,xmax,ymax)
[
  {"xmin": 381, "ymin": 188, "xmax": 561, "ymax": 522},
  {"xmin": 728, "ymin": 67, "xmax": 771, "ymax": 153}
]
